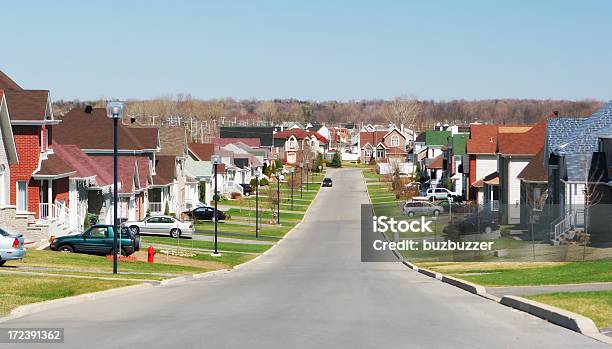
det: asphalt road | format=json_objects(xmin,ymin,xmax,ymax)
[{"xmin": 1, "ymin": 168, "xmax": 607, "ymax": 348}]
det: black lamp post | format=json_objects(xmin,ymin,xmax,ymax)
[
  {"xmin": 290, "ymin": 168, "xmax": 295, "ymax": 210},
  {"xmin": 211, "ymin": 155, "xmax": 222, "ymax": 256},
  {"xmin": 255, "ymin": 168, "xmax": 261, "ymax": 238},
  {"xmin": 299, "ymin": 162, "xmax": 303, "ymax": 199},
  {"xmin": 276, "ymin": 170, "xmax": 281, "ymax": 225},
  {"xmin": 106, "ymin": 102, "xmax": 125, "ymax": 275}
]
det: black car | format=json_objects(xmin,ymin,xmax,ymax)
[
  {"xmin": 185, "ymin": 206, "xmax": 227, "ymax": 221},
  {"xmin": 240, "ymin": 183, "xmax": 253, "ymax": 195},
  {"xmin": 322, "ymin": 178, "xmax": 333, "ymax": 187},
  {"xmin": 444, "ymin": 211, "xmax": 499, "ymax": 235}
]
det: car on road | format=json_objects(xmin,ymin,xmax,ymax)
[
  {"xmin": 125, "ymin": 215, "xmax": 193, "ymax": 238},
  {"xmin": 0, "ymin": 228, "xmax": 25, "ymax": 266},
  {"xmin": 402, "ymin": 201, "xmax": 443, "ymax": 217},
  {"xmin": 322, "ymin": 178, "xmax": 333, "ymax": 187},
  {"xmin": 425, "ymin": 187, "xmax": 458, "ymax": 201},
  {"xmin": 49, "ymin": 225, "xmax": 140, "ymax": 256},
  {"xmin": 184, "ymin": 206, "xmax": 226, "ymax": 222},
  {"xmin": 240, "ymin": 183, "xmax": 253, "ymax": 196}
]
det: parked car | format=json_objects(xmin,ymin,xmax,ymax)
[
  {"xmin": 322, "ymin": 178, "xmax": 333, "ymax": 187},
  {"xmin": 445, "ymin": 211, "xmax": 500, "ymax": 235},
  {"xmin": 49, "ymin": 225, "xmax": 140, "ymax": 256},
  {"xmin": 0, "ymin": 228, "xmax": 25, "ymax": 266},
  {"xmin": 240, "ymin": 183, "xmax": 254, "ymax": 196},
  {"xmin": 426, "ymin": 187, "xmax": 458, "ymax": 201},
  {"xmin": 185, "ymin": 206, "xmax": 226, "ymax": 221},
  {"xmin": 125, "ymin": 215, "xmax": 193, "ymax": 238},
  {"xmin": 402, "ymin": 201, "xmax": 443, "ymax": 217},
  {"xmin": 438, "ymin": 200, "xmax": 469, "ymax": 213}
]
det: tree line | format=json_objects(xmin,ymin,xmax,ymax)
[{"xmin": 52, "ymin": 95, "xmax": 603, "ymax": 127}]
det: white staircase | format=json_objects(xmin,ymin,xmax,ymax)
[{"xmin": 550, "ymin": 209, "xmax": 584, "ymax": 245}]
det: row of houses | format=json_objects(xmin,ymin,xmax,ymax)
[
  {"xmin": 0, "ymin": 71, "xmax": 280, "ymax": 245},
  {"xmin": 414, "ymin": 103, "xmax": 612, "ymax": 245}
]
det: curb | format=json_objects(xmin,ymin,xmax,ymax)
[
  {"xmin": 441, "ymin": 274, "xmax": 488, "ymax": 296},
  {"xmin": 500, "ymin": 296, "xmax": 612, "ymax": 345},
  {"xmin": 417, "ymin": 267, "xmax": 442, "ymax": 280},
  {"xmin": 0, "ymin": 283, "xmax": 153, "ymax": 324}
]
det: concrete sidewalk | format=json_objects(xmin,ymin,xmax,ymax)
[{"xmin": 488, "ymin": 282, "xmax": 612, "ymax": 297}]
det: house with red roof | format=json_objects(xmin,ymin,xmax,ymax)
[
  {"xmin": 465, "ymin": 124, "xmax": 534, "ymax": 210},
  {"xmin": 273, "ymin": 128, "xmax": 328, "ymax": 165},
  {"xmin": 54, "ymin": 107, "xmax": 160, "ymax": 225},
  {"xmin": 358, "ymin": 128, "xmax": 407, "ymax": 165},
  {"xmin": 0, "ymin": 71, "xmax": 79, "ymax": 243}
]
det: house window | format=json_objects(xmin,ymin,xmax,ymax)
[
  {"xmin": 391, "ymin": 135, "xmax": 400, "ymax": 147},
  {"xmin": 45, "ymin": 127, "xmax": 50, "ymax": 151},
  {"xmin": 0, "ymin": 165, "xmax": 4, "ymax": 206},
  {"xmin": 376, "ymin": 147, "xmax": 385, "ymax": 159},
  {"xmin": 17, "ymin": 180, "xmax": 28, "ymax": 212},
  {"xmin": 364, "ymin": 148, "xmax": 372, "ymax": 159}
]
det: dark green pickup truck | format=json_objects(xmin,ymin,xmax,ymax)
[{"xmin": 49, "ymin": 225, "xmax": 141, "ymax": 256}]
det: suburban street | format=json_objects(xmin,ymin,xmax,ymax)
[{"xmin": 0, "ymin": 168, "xmax": 607, "ymax": 348}]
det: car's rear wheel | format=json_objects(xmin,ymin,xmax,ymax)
[
  {"xmin": 130, "ymin": 226, "xmax": 139, "ymax": 234},
  {"xmin": 433, "ymin": 210, "xmax": 440, "ymax": 216},
  {"xmin": 58, "ymin": 245, "xmax": 74, "ymax": 253},
  {"xmin": 170, "ymin": 229, "xmax": 181, "ymax": 238},
  {"xmin": 408, "ymin": 211, "xmax": 415, "ymax": 217},
  {"xmin": 484, "ymin": 226, "xmax": 492, "ymax": 234},
  {"xmin": 0, "ymin": 260, "xmax": 5, "ymax": 266}
]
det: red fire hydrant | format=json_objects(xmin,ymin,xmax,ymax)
[{"xmin": 147, "ymin": 245, "xmax": 156, "ymax": 264}]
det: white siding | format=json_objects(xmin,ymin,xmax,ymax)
[
  {"xmin": 475, "ymin": 155, "xmax": 497, "ymax": 180},
  {"xmin": 507, "ymin": 159, "xmax": 530, "ymax": 224}
]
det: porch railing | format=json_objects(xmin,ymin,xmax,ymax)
[
  {"xmin": 552, "ymin": 209, "xmax": 585, "ymax": 242},
  {"xmin": 38, "ymin": 202, "xmax": 68, "ymax": 223}
]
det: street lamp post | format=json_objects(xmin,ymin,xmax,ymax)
[
  {"xmin": 211, "ymin": 155, "xmax": 222, "ymax": 256},
  {"xmin": 289, "ymin": 168, "xmax": 295, "ymax": 210},
  {"xmin": 276, "ymin": 170, "xmax": 281, "ymax": 225},
  {"xmin": 299, "ymin": 162, "xmax": 303, "ymax": 199},
  {"xmin": 255, "ymin": 168, "xmax": 261, "ymax": 238},
  {"xmin": 106, "ymin": 102, "xmax": 125, "ymax": 275}
]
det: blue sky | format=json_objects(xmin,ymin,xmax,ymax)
[{"xmin": 2, "ymin": 0, "xmax": 611, "ymax": 101}]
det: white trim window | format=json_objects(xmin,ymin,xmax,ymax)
[
  {"xmin": 364, "ymin": 148, "xmax": 372, "ymax": 159},
  {"xmin": 390, "ymin": 135, "xmax": 400, "ymax": 147},
  {"xmin": 17, "ymin": 180, "xmax": 28, "ymax": 212},
  {"xmin": 0, "ymin": 165, "xmax": 4, "ymax": 206}
]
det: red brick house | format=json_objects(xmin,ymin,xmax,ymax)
[
  {"xmin": 0, "ymin": 73, "xmax": 73, "ymax": 220},
  {"xmin": 273, "ymin": 128, "xmax": 327, "ymax": 164}
]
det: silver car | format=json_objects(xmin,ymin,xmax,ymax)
[
  {"xmin": 0, "ymin": 228, "xmax": 26, "ymax": 266},
  {"xmin": 402, "ymin": 201, "xmax": 443, "ymax": 217},
  {"xmin": 124, "ymin": 216, "xmax": 193, "ymax": 238}
]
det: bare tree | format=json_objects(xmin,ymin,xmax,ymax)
[{"xmin": 383, "ymin": 96, "xmax": 422, "ymax": 143}]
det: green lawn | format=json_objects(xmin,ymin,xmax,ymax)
[
  {"xmin": 13, "ymin": 250, "xmax": 208, "ymax": 275},
  {"xmin": 0, "ymin": 274, "xmax": 137, "ymax": 316},
  {"xmin": 190, "ymin": 252, "xmax": 256, "ymax": 268},
  {"xmin": 226, "ymin": 208, "xmax": 305, "ymax": 221},
  {"xmin": 195, "ymin": 221, "xmax": 292, "ymax": 238},
  {"xmin": 527, "ymin": 291, "xmax": 612, "ymax": 328},
  {"xmin": 142, "ymin": 236, "xmax": 272, "ymax": 253},
  {"xmin": 432, "ymin": 259, "xmax": 612, "ymax": 286}
]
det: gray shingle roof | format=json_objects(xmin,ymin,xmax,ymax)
[
  {"xmin": 564, "ymin": 153, "xmax": 592, "ymax": 182},
  {"xmin": 553, "ymin": 101, "xmax": 612, "ymax": 155}
]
